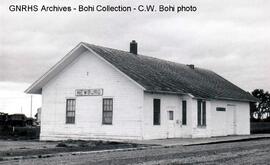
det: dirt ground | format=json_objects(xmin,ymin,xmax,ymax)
[
  {"xmin": 0, "ymin": 140, "xmax": 57, "ymax": 152},
  {"xmin": 1, "ymin": 138, "xmax": 270, "ymax": 165},
  {"xmin": 0, "ymin": 139, "xmax": 143, "ymax": 158}
]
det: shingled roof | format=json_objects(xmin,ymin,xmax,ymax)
[
  {"xmin": 25, "ymin": 42, "xmax": 257, "ymax": 102},
  {"xmin": 82, "ymin": 42, "xmax": 257, "ymax": 102}
]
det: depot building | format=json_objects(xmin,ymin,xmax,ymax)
[{"xmin": 25, "ymin": 41, "xmax": 257, "ymax": 141}]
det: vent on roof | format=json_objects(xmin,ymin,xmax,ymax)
[
  {"xmin": 187, "ymin": 64, "xmax": 195, "ymax": 69},
  {"xmin": 130, "ymin": 40, "xmax": 138, "ymax": 55}
]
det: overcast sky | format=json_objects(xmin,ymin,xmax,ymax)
[{"xmin": 0, "ymin": 0, "xmax": 270, "ymax": 116}]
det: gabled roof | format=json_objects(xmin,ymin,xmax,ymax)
[{"xmin": 26, "ymin": 42, "xmax": 258, "ymax": 102}]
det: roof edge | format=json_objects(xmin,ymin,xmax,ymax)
[
  {"xmin": 144, "ymin": 90, "xmax": 186, "ymax": 95},
  {"xmin": 145, "ymin": 90, "xmax": 258, "ymax": 102},
  {"xmin": 25, "ymin": 42, "xmax": 86, "ymax": 94},
  {"xmin": 212, "ymin": 96, "xmax": 259, "ymax": 103}
]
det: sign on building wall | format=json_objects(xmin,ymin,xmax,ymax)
[{"xmin": 75, "ymin": 89, "xmax": 103, "ymax": 96}]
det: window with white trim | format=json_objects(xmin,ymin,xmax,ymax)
[
  {"xmin": 197, "ymin": 100, "xmax": 206, "ymax": 126},
  {"xmin": 168, "ymin": 111, "xmax": 174, "ymax": 120},
  {"xmin": 66, "ymin": 99, "xmax": 76, "ymax": 124},
  {"xmin": 216, "ymin": 107, "xmax": 226, "ymax": 111},
  {"xmin": 182, "ymin": 100, "xmax": 187, "ymax": 125},
  {"xmin": 102, "ymin": 98, "xmax": 113, "ymax": 125},
  {"xmin": 153, "ymin": 99, "xmax": 161, "ymax": 125}
]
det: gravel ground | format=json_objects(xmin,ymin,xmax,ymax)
[
  {"xmin": 0, "ymin": 140, "xmax": 57, "ymax": 152},
  {"xmin": 1, "ymin": 138, "xmax": 270, "ymax": 165}
]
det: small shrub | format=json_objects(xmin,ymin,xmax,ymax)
[
  {"xmin": 66, "ymin": 139, "xmax": 74, "ymax": 143},
  {"xmin": 251, "ymin": 122, "xmax": 270, "ymax": 134},
  {"xmin": 56, "ymin": 142, "xmax": 68, "ymax": 148},
  {"xmin": 95, "ymin": 140, "xmax": 103, "ymax": 145},
  {"xmin": 78, "ymin": 143, "xmax": 88, "ymax": 147},
  {"xmin": 131, "ymin": 143, "xmax": 138, "ymax": 148}
]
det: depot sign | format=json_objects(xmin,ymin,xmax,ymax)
[{"xmin": 75, "ymin": 89, "xmax": 103, "ymax": 96}]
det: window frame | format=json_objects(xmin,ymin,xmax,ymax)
[
  {"xmin": 153, "ymin": 99, "xmax": 161, "ymax": 125},
  {"xmin": 182, "ymin": 100, "xmax": 187, "ymax": 125},
  {"xmin": 168, "ymin": 111, "xmax": 174, "ymax": 120},
  {"xmin": 197, "ymin": 100, "xmax": 206, "ymax": 127},
  {"xmin": 66, "ymin": 99, "xmax": 76, "ymax": 124},
  {"xmin": 216, "ymin": 107, "xmax": 226, "ymax": 111},
  {"xmin": 102, "ymin": 98, "xmax": 113, "ymax": 125}
]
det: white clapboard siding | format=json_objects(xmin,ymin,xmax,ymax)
[
  {"xmin": 40, "ymin": 49, "xmax": 250, "ymax": 141},
  {"xmin": 40, "ymin": 51, "xmax": 144, "ymax": 140}
]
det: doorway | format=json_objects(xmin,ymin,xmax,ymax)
[
  {"xmin": 226, "ymin": 105, "xmax": 237, "ymax": 135},
  {"xmin": 167, "ymin": 110, "xmax": 175, "ymax": 138}
]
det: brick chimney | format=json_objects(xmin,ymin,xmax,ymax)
[
  {"xmin": 130, "ymin": 40, "xmax": 137, "ymax": 55},
  {"xmin": 187, "ymin": 64, "xmax": 195, "ymax": 69}
]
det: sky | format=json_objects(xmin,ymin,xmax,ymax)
[{"xmin": 0, "ymin": 0, "xmax": 270, "ymax": 116}]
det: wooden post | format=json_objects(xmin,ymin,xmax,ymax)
[{"xmin": 30, "ymin": 95, "xmax": 32, "ymax": 118}]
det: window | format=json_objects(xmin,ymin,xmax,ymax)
[
  {"xmin": 182, "ymin": 100, "xmax": 187, "ymax": 125},
  {"xmin": 168, "ymin": 111, "xmax": 174, "ymax": 120},
  {"xmin": 153, "ymin": 99, "xmax": 160, "ymax": 125},
  {"xmin": 66, "ymin": 99, "xmax": 76, "ymax": 124},
  {"xmin": 197, "ymin": 100, "xmax": 206, "ymax": 126},
  {"xmin": 216, "ymin": 107, "xmax": 226, "ymax": 111},
  {"xmin": 102, "ymin": 98, "xmax": 113, "ymax": 125}
]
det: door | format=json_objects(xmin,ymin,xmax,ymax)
[
  {"xmin": 226, "ymin": 105, "xmax": 237, "ymax": 135},
  {"xmin": 167, "ymin": 110, "xmax": 175, "ymax": 138}
]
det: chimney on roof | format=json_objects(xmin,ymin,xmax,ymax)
[
  {"xmin": 187, "ymin": 64, "xmax": 195, "ymax": 69},
  {"xmin": 130, "ymin": 40, "xmax": 138, "ymax": 55}
]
